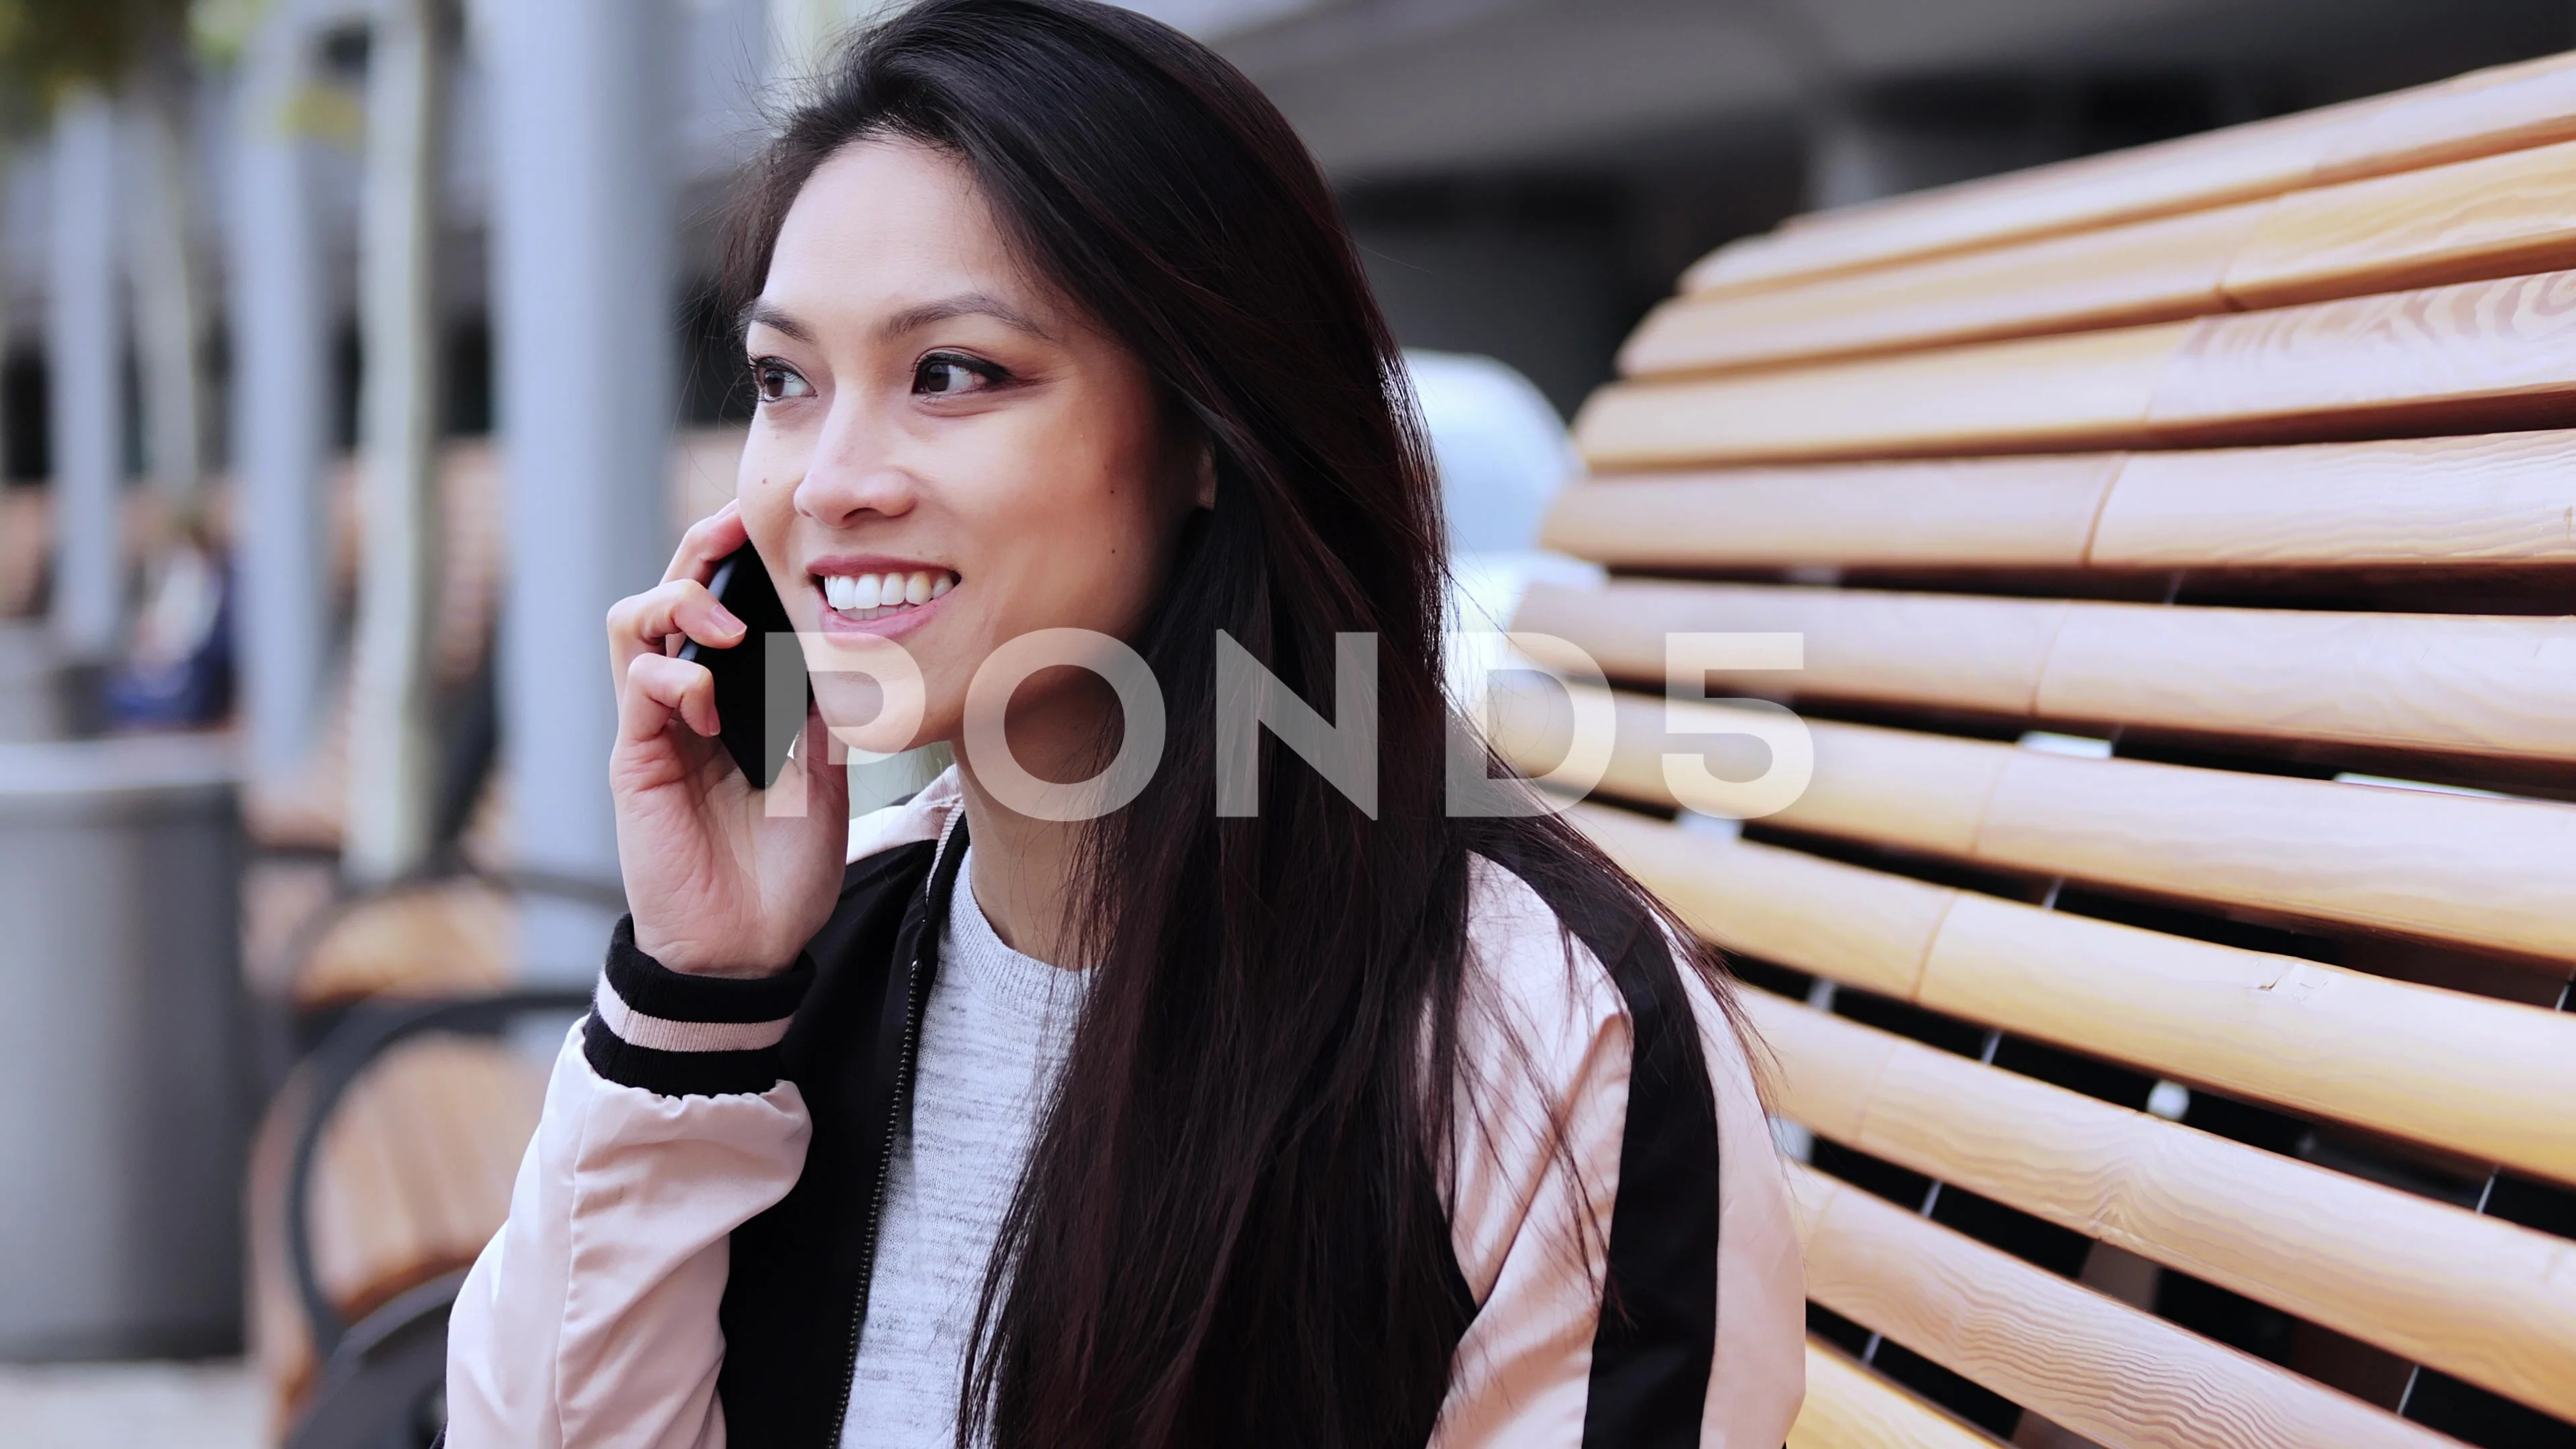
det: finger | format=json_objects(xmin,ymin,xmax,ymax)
[
  {"xmin": 663, "ymin": 500, "xmax": 749, "ymax": 585},
  {"xmin": 610, "ymin": 579, "xmax": 733, "ymax": 684},
  {"xmin": 623, "ymin": 652, "xmax": 721, "ymax": 743},
  {"xmin": 607, "ymin": 578, "xmax": 748, "ymax": 683}
]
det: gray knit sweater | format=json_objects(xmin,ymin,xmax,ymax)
[{"xmin": 839, "ymin": 848, "xmax": 1088, "ymax": 1449}]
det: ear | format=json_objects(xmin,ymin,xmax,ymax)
[{"xmin": 1193, "ymin": 439, "xmax": 1218, "ymax": 509}]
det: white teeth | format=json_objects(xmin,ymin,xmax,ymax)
[{"xmin": 820, "ymin": 569, "xmax": 957, "ymax": 614}]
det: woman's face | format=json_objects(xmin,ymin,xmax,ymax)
[{"xmin": 737, "ymin": 136, "xmax": 1199, "ymax": 765}]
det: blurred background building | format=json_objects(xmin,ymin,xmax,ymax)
[{"xmin": 2, "ymin": 0, "xmax": 2574, "ymax": 1443}]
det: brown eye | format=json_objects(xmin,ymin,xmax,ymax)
[
  {"xmin": 753, "ymin": 360, "xmax": 812, "ymax": 403},
  {"xmin": 914, "ymin": 352, "xmax": 1002, "ymax": 396}
]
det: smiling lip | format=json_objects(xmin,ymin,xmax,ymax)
[{"xmin": 808, "ymin": 556, "xmax": 957, "ymax": 639}]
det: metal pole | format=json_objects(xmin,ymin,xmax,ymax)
[
  {"xmin": 229, "ymin": 4, "xmax": 334, "ymax": 783},
  {"xmin": 484, "ymin": 0, "xmax": 676, "ymax": 978},
  {"xmin": 47, "ymin": 95, "xmax": 125, "ymax": 674},
  {"xmin": 124, "ymin": 81, "xmax": 205, "ymax": 513},
  {"xmin": 343, "ymin": 0, "xmax": 446, "ymax": 883}
]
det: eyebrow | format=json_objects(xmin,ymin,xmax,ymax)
[
  {"xmin": 739, "ymin": 299, "xmax": 813, "ymax": 343},
  {"xmin": 737, "ymin": 292, "xmax": 1053, "ymax": 346},
  {"xmin": 880, "ymin": 292, "xmax": 1053, "ymax": 341}
]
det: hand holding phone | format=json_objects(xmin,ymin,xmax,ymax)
[{"xmin": 606, "ymin": 506, "xmax": 848, "ymax": 977}]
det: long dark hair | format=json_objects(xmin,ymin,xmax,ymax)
[{"xmin": 724, "ymin": 5, "xmax": 1746, "ymax": 1446}]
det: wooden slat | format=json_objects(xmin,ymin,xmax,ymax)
[
  {"xmin": 1786, "ymin": 1163, "xmax": 2461, "ymax": 1449},
  {"xmin": 2035, "ymin": 601, "xmax": 2576, "ymax": 761},
  {"xmin": 1975, "ymin": 745, "xmax": 2576, "ymax": 963},
  {"xmin": 1558, "ymin": 434, "xmax": 2576, "ymax": 573},
  {"xmin": 0, "ymin": 492, "xmax": 44, "ymax": 617},
  {"xmin": 1681, "ymin": 101, "xmax": 2367, "ymax": 297},
  {"xmin": 1754, "ymin": 992, "xmax": 2576, "ymax": 1419},
  {"xmin": 1495, "ymin": 680, "xmax": 2005, "ymax": 854},
  {"xmin": 1792, "ymin": 1340, "xmax": 2004, "ymax": 1449},
  {"xmin": 1574, "ymin": 323, "xmax": 2187, "ymax": 469},
  {"xmin": 1498, "ymin": 681, "xmax": 2576, "ymax": 962},
  {"xmin": 1581, "ymin": 266, "xmax": 2576, "ymax": 468},
  {"xmin": 1516, "ymin": 578, "xmax": 2576, "ymax": 763},
  {"xmin": 2228, "ymin": 137, "xmax": 2576, "ymax": 309},
  {"xmin": 1552, "ymin": 433, "xmax": 2576, "ymax": 572},
  {"xmin": 1574, "ymin": 803, "xmax": 2576, "ymax": 1185},
  {"xmin": 2151, "ymin": 266, "xmax": 2576, "ymax": 445},
  {"xmin": 1517, "ymin": 580, "xmax": 2065, "ymax": 718},
  {"xmin": 1682, "ymin": 51, "xmax": 2576, "ymax": 299},
  {"xmin": 1628, "ymin": 204, "xmax": 2261, "ymax": 377},
  {"xmin": 2314, "ymin": 48, "xmax": 2576, "ymax": 184},
  {"xmin": 1542, "ymin": 456, "xmax": 2118, "ymax": 570},
  {"xmin": 1921, "ymin": 893, "xmax": 2576, "ymax": 1187},
  {"xmin": 1645, "ymin": 134, "xmax": 2576, "ymax": 379},
  {"xmin": 2089, "ymin": 430, "xmax": 2576, "ymax": 567},
  {"xmin": 296, "ymin": 879, "xmax": 517, "ymax": 1005},
  {"xmin": 1573, "ymin": 804, "xmax": 1948, "ymax": 1000}
]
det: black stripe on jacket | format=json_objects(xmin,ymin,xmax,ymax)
[
  {"xmin": 1534, "ymin": 875, "xmax": 1726, "ymax": 1449},
  {"xmin": 581, "ymin": 916, "xmax": 819, "ymax": 1097}
]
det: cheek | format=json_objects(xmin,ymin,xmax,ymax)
[
  {"xmin": 988, "ymin": 419, "xmax": 1173, "ymax": 612},
  {"xmin": 905, "ymin": 428, "xmax": 1167, "ymax": 743},
  {"xmin": 984, "ymin": 489, "xmax": 1164, "ymax": 655},
  {"xmin": 735, "ymin": 439, "xmax": 810, "ymax": 617},
  {"xmin": 735, "ymin": 438, "xmax": 801, "ymax": 547}
]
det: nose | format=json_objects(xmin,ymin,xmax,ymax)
[{"xmin": 795, "ymin": 394, "xmax": 919, "ymax": 528}]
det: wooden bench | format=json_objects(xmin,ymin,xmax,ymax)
[
  {"xmin": 1495, "ymin": 46, "xmax": 2576, "ymax": 1449},
  {"xmin": 230, "ymin": 426, "xmax": 746, "ymax": 1444},
  {"xmin": 246, "ymin": 989, "xmax": 585, "ymax": 1447},
  {"xmin": 231, "ymin": 426, "xmax": 753, "ymax": 1442}
]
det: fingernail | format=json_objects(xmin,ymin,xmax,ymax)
[{"xmin": 712, "ymin": 605, "xmax": 745, "ymax": 635}]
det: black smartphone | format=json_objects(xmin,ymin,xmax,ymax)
[{"xmin": 678, "ymin": 543, "xmax": 810, "ymax": 790}]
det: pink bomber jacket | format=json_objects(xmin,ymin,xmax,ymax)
[{"xmin": 445, "ymin": 771, "xmax": 1805, "ymax": 1446}]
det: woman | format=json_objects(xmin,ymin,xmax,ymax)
[{"xmin": 444, "ymin": 3, "xmax": 1801, "ymax": 1446}]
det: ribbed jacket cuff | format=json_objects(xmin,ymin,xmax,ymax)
[{"xmin": 581, "ymin": 916, "xmax": 814, "ymax": 1097}]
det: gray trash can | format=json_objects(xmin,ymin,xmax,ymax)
[
  {"xmin": 0, "ymin": 733, "xmax": 245, "ymax": 1359},
  {"xmin": 0, "ymin": 624, "xmax": 63, "ymax": 742}
]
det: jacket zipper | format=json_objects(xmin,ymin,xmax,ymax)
[{"xmin": 827, "ymin": 812, "xmax": 962, "ymax": 1446}]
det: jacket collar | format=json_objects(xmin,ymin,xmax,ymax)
[{"xmin": 843, "ymin": 764, "xmax": 965, "ymax": 865}]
